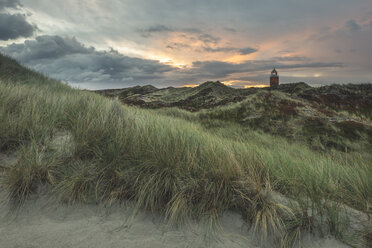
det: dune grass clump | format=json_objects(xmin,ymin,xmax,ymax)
[
  {"xmin": 2, "ymin": 142, "xmax": 57, "ymax": 206},
  {"xmin": 55, "ymin": 161, "xmax": 98, "ymax": 204}
]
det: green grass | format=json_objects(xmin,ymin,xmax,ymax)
[{"xmin": 0, "ymin": 54, "xmax": 371, "ymax": 246}]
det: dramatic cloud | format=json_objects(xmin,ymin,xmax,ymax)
[
  {"xmin": 0, "ymin": 0, "xmax": 371, "ymax": 87},
  {"xmin": 0, "ymin": 14, "xmax": 37, "ymax": 40},
  {"xmin": 1, "ymin": 35, "xmax": 346, "ymax": 89},
  {"xmin": 0, "ymin": 0, "xmax": 36, "ymax": 41},
  {"xmin": 3, "ymin": 36, "xmax": 92, "ymax": 61},
  {"xmin": 0, "ymin": 35, "xmax": 176, "ymax": 89}
]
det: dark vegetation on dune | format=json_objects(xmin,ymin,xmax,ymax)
[
  {"xmin": 96, "ymin": 81, "xmax": 250, "ymax": 111},
  {"xmin": 95, "ymin": 81, "xmax": 372, "ymax": 118},
  {"xmin": 0, "ymin": 53, "xmax": 371, "ymax": 247},
  {"xmin": 96, "ymin": 81, "xmax": 372, "ymax": 153}
]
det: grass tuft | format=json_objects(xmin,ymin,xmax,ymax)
[{"xmin": 2, "ymin": 142, "xmax": 56, "ymax": 206}]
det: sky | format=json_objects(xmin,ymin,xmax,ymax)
[{"xmin": 0, "ymin": 0, "xmax": 371, "ymax": 89}]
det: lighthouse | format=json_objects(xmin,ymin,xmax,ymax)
[{"xmin": 270, "ymin": 68, "xmax": 279, "ymax": 87}]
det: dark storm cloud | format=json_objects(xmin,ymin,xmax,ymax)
[
  {"xmin": 0, "ymin": 13, "xmax": 36, "ymax": 40},
  {"xmin": 3, "ymin": 35, "xmax": 93, "ymax": 61},
  {"xmin": 0, "ymin": 35, "xmax": 176, "ymax": 87},
  {"xmin": 0, "ymin": 0, "xmax": 21, "ymax": 10},
  {"xmin": 0, "ymin": 0, "xmax": 36, "ymax": 40}
]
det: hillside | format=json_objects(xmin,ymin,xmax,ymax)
[
  {"xmin": 95, "ymin": 82, "xmax": 372, "ymax": 152},
  {"xmin": 95, "ymin": 82, "xmax": 372, "ymax": 117},
  {"xmin": 0, "ymin": 53, "xmax": 371, "ymax": 247},
  {"xmin": 95, "ymin": 81, "xmax": 253, "ymax": 111}
]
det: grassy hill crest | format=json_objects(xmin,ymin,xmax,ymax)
[{"xmin": 96, "ymin": 80, "xmax": 372, "ymax": 153}]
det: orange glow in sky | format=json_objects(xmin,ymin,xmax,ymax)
[
  {"xmin": 181, "ymin": 82, "xmax": 269, "ymax": 88},
  {"xmin": 244, "ymin": 84, "xmax": 268, "ymax": 88},
  {"xmin": 222, "ymin": 80, "xmax": 268, "ymax": 88},
  {"xmin": 181, "ymin": 84, "xmax": 200, "ymax": 88}
]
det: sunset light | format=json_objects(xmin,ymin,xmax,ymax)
[
  {"xmin": 0, "ymin": 0, "xmax": 370, "ymax": 89},
  {"xmin": 244, "ymin": 84, "xmax": 268, "ymax": 88},
  {"xmin": 222, "ymin": 80, "xmax": 268, "ymax": 88},
  {"xmin": 181, "ymin": 84, "xmax": 200, "ymax": 88}
]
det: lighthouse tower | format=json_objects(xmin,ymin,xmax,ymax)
[{"xmin": 270, "ymin": 68, "xmax": 279, "ymax": 87}]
